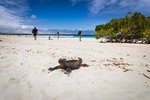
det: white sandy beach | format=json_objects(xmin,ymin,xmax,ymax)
[{"xmin": 0, "ymin": 35, "xmax": 150, "ymax": 100}]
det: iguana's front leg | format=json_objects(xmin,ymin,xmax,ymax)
[{"xmin": 48, "ymin": 65, "xmax": 61, "ymax": 71}]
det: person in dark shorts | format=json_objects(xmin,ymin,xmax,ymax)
[
  {"xmin": 78, "ymin": 29, "xmax": 82, "ymax": 41},
  {"xmin": 32, "ymin": 27, "xmax": 38, "ymax": 40},
  {"xmin": 57, "ymin": 32, "xmax": 60, "ymax": 40}
]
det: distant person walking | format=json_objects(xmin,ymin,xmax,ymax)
[
  {"xmin": 32, "ymin": 27, "xmax": 38, "ymax": 40},
  {"xmin": 57, "ymin": 32, "xmax": 60, "ymax": 40},
  {"xmin": 78, "ymin": 29, "xmax": 82, "ymax": 41}
]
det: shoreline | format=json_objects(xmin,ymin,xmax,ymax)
[
  {"xmin": 1, "ymin": 35, "xmax": 150, "ymax": 45},
  {"xmin": 0, "ymin": 34, "xmax": 95, "ymax": 36}
]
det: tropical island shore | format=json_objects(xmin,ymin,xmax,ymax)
[{"xmin": 0, "ymin": 35, "xmax": 150, "ymax": 100}]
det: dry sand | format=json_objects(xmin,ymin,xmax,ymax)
[{"xmin": 0, "ymin": 35, "xmax": 150, "ymax": 100}]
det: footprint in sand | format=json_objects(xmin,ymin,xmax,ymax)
[
  {"xmin": 1, "ymin": 57, "xmax": 5, "ymax": 59},
  {"xmin": 91, "ymin": 60, "xmax": 96, "ymax": 62},
  {"xmin": 37, "ymin": 51, "xmax": 42, "ymax": 53},
  {"xmin": 26, "ymin": 49, "xmax": 32, "ymax": 52},
  {"xmin": 143, "ymin": 55, "xmax": 146, "ymax": 57},
  {"xmin": 127, "ymin": 54, "xmax": 130, "ymax": 56},
  {"xmin": 145, "ymin": 64, "xmax": 149, "ymax": 67}
]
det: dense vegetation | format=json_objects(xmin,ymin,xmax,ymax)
[{"xmin": 95, "ymin": 12, "xmax": 150, "ymax": 40}]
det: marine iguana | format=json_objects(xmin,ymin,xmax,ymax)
[{"xmin": 48, "ymin": 58, "xmax": 89, "ymax": 74}]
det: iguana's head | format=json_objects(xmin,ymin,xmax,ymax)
[{"xmin": 58, "ymin": 58, "xmax": 66, "ymax": 67}]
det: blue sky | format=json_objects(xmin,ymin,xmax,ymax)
[{"xmin": 0, "ymin": 0, "xmax": 150, "ymax": 34}]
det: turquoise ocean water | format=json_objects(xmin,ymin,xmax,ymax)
[
  {"xmin": 50, "ymin": 35, "xmax": 95, "ymax": 38},
  {"xmin": 26, "ymin": 35, "xmax": 95, "ymax": 38}
]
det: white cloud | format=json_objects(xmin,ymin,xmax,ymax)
[
  {"xmin": 71, "ymin": 0, "xmax": 89, "ymax": 5},
  {"xmin": 0, "ymin": 6, "xmax": 22, "ymax": 33},
  {"xmin": 0, "ymin": 0, "xmax": 32, "ymax": 33},
  {"xmin": 30, "ymin": 14, "xmax": 37, "ymax": 19},
  {"xmin": 39, "ymin": 28, "xmax": 94, "ymax": 34},
  {"xmin": 21, "ymin": 25, "xmax": 33, "ymax": 30},
  {"xmin": 88, "ymin": 0, "xmax": 106, "ymax": 15},
  {"xmin": 0, "ymin": 0, "xmax": 29, "ymax": 15},
  {"xmin": 71, "ymin": 0, "xmax": 80, "ymax": 5},
  {"xmin": 71, "ymin": 0, "xmax": 150, "ymax": 15}
]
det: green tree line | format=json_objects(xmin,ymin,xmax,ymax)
[{"xmin": 95, "ymin": 12, "xmax": 150, "ymax": 40}]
